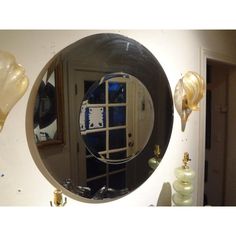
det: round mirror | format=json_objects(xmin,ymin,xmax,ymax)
[
  {"xmin": 80, "ymin": 72, "xmax": 154, "ymax": 164},
  {"xmin": 26, "ymin": 33, "xmax": 173, "ymax": 202}
]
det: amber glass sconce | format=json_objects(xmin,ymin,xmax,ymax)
[
  {"xmin": 174, "ymin": 71, "xmax": 205, "ymax": 131},
  {"xmin": 0, "ymin": 50, "xmax": 29, "ymax": 132}
]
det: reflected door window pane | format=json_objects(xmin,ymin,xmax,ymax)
[
  {"xmin": 84, "ymin": 131, "xmax": 106, "ymax": 154},
  {"xmin": 87, "ymin": 82, "xmax": 105, "ymax": 104},
  {"xmin": 109, "ymin": 128, "xmax": 126, "ymax": 149},
  {"xmin": 108, "ymin": 82, "xmax": 126, "ymax": 103},
  {"xmin": 109, "ymin": 106, "xmax": 126, "ymax": 127}
]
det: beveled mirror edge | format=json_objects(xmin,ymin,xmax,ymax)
[{"xmin": 25, "ymin": 57, "xmax": 132, "ymax": 204}]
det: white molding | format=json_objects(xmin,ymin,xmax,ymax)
[{"xmin": 197, "ymin": 48, "xmax": 236, "ymax": 205}]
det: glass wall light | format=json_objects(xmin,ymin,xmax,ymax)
[
  {"xmin": 174, "ymin": 71, "xmax": 205, "ymax": 131},
  {"xmin": 0, "ymin": 50, "xmax": 29, "ymax": 132}
]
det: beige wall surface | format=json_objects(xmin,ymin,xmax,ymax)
[{"xmin": 0, "ymin": 30, "xmax": 236, "ymax": 206}]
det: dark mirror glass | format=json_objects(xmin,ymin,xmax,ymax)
[
  {"xmin": 27, "ymin": 33, "xmax": 173, "ymax": 202},
  {"xmin": 80, "ymin": 72, "xmax": 154, "ymax": 164}
]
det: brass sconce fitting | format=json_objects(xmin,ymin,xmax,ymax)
[
  {"xmin": 182, "ymin": 152, "xmax": 191, "ymax": 169},
  {"xmin": 50, "ymin": 189, "xmax": 67, "ymax": 207}
]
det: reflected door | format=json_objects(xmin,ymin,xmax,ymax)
[
  {"xmin": 81, "ymin": 73, "xmax": 154, "ymax": 164},
  {"xmin": 69, "ymin": 68, "xmax": 129, "ymax": 197},
  {"xmin": 81, "ymin": 77, "xmax": 135, "ymax": 162}
]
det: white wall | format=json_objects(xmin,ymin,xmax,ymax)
[{"xmin": 0, "ymin": 30, "xmax": 236, "ymax": 206}]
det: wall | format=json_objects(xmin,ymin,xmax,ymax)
[{"xmin": 0, "ymin": 30, "xmax": 236, "ymax": 206}]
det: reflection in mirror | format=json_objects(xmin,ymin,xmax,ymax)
[
  {"xmin": 80, "ymin": 72, "xmax": 154, "ymax": 164},
  {"xmin": 26, "ymin": 33, "xmax": 173, "ymax": 202},
  {"xmin": 34, "ymin": 63, "xmax": 64, "ymax": 146}
]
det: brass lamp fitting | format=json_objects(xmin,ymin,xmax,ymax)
[
  {"xmin": 50, "ymin": 189, "xmax": 67, "ymax": 207},
  {"xmin": 182, "ymin": 152, "xmax": 191, "ymax": 169}
]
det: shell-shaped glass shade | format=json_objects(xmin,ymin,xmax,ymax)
[
  {"xmin": 0, "ymin": 50, "xmax": 29, "ymax": 132},
  {"xmin": 174, "ymin": 71, "xmax": 205, "ymax": 131},
  {"xmin": 182, "ymin": 71, "xmax": 205, "ymax": 110}
]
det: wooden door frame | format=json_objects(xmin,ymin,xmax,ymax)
[
  {"xmin": 197, "ymin": 48, "xmax": 236, "ymax": 205},
  {"xmin": 67, "ymin": 62, "xmax": 109, "ymax": 186}
]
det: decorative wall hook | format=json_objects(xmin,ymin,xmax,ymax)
[
  {"xmin": 50, "ymin": 189, "xmax": 67, "ymax": 207},
  {"xmin": 172, "ymin": 152, "xmax": 195, "ymax": 206},
  {"xmin": 174, "ymin": 71, "xmax": 205, "ymax": 131},
  {"xmin": 0, "ymin": 50, "xmax": 29, "ymax": 132}
]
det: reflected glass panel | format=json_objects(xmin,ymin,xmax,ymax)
[
  {"xmin": 84, "ymin": 131, "xmax": 106, "ymax": 154},
  {"xmin": 109, "ymin": 129, "xmax": 126, "ymax": 149},
  {"xmin": 86, "ymin": 157, "xmax": 106, "ymax": 178},
  {"xmin": 87, "ymin": 82, "xmax": 105, "ymax": 104},
  {"xmin": 109, "ymin": 106, "xmax": 126, "ymax": 127},
  {"xmin": 109, "ymin": 151, "xmax": 127, "ymax": 161},
  {"xmin": 109, "ymin": 162, "xmax": 126, "ymax": 171},
  {"xmin": 108, "ymin": 82, "xmax": 126, "ymax": 103}
]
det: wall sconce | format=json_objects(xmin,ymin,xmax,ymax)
[
  {"xmin": 172, "ymin": 152, "xmax": 195, "ymax": 206},
  {"xmin": 0, "ymin": 50, "xmax": 29, "ymax": 132},
  {"xmin": 174, "ymin": 71, "xmax": 205, "ymax": 131}
]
